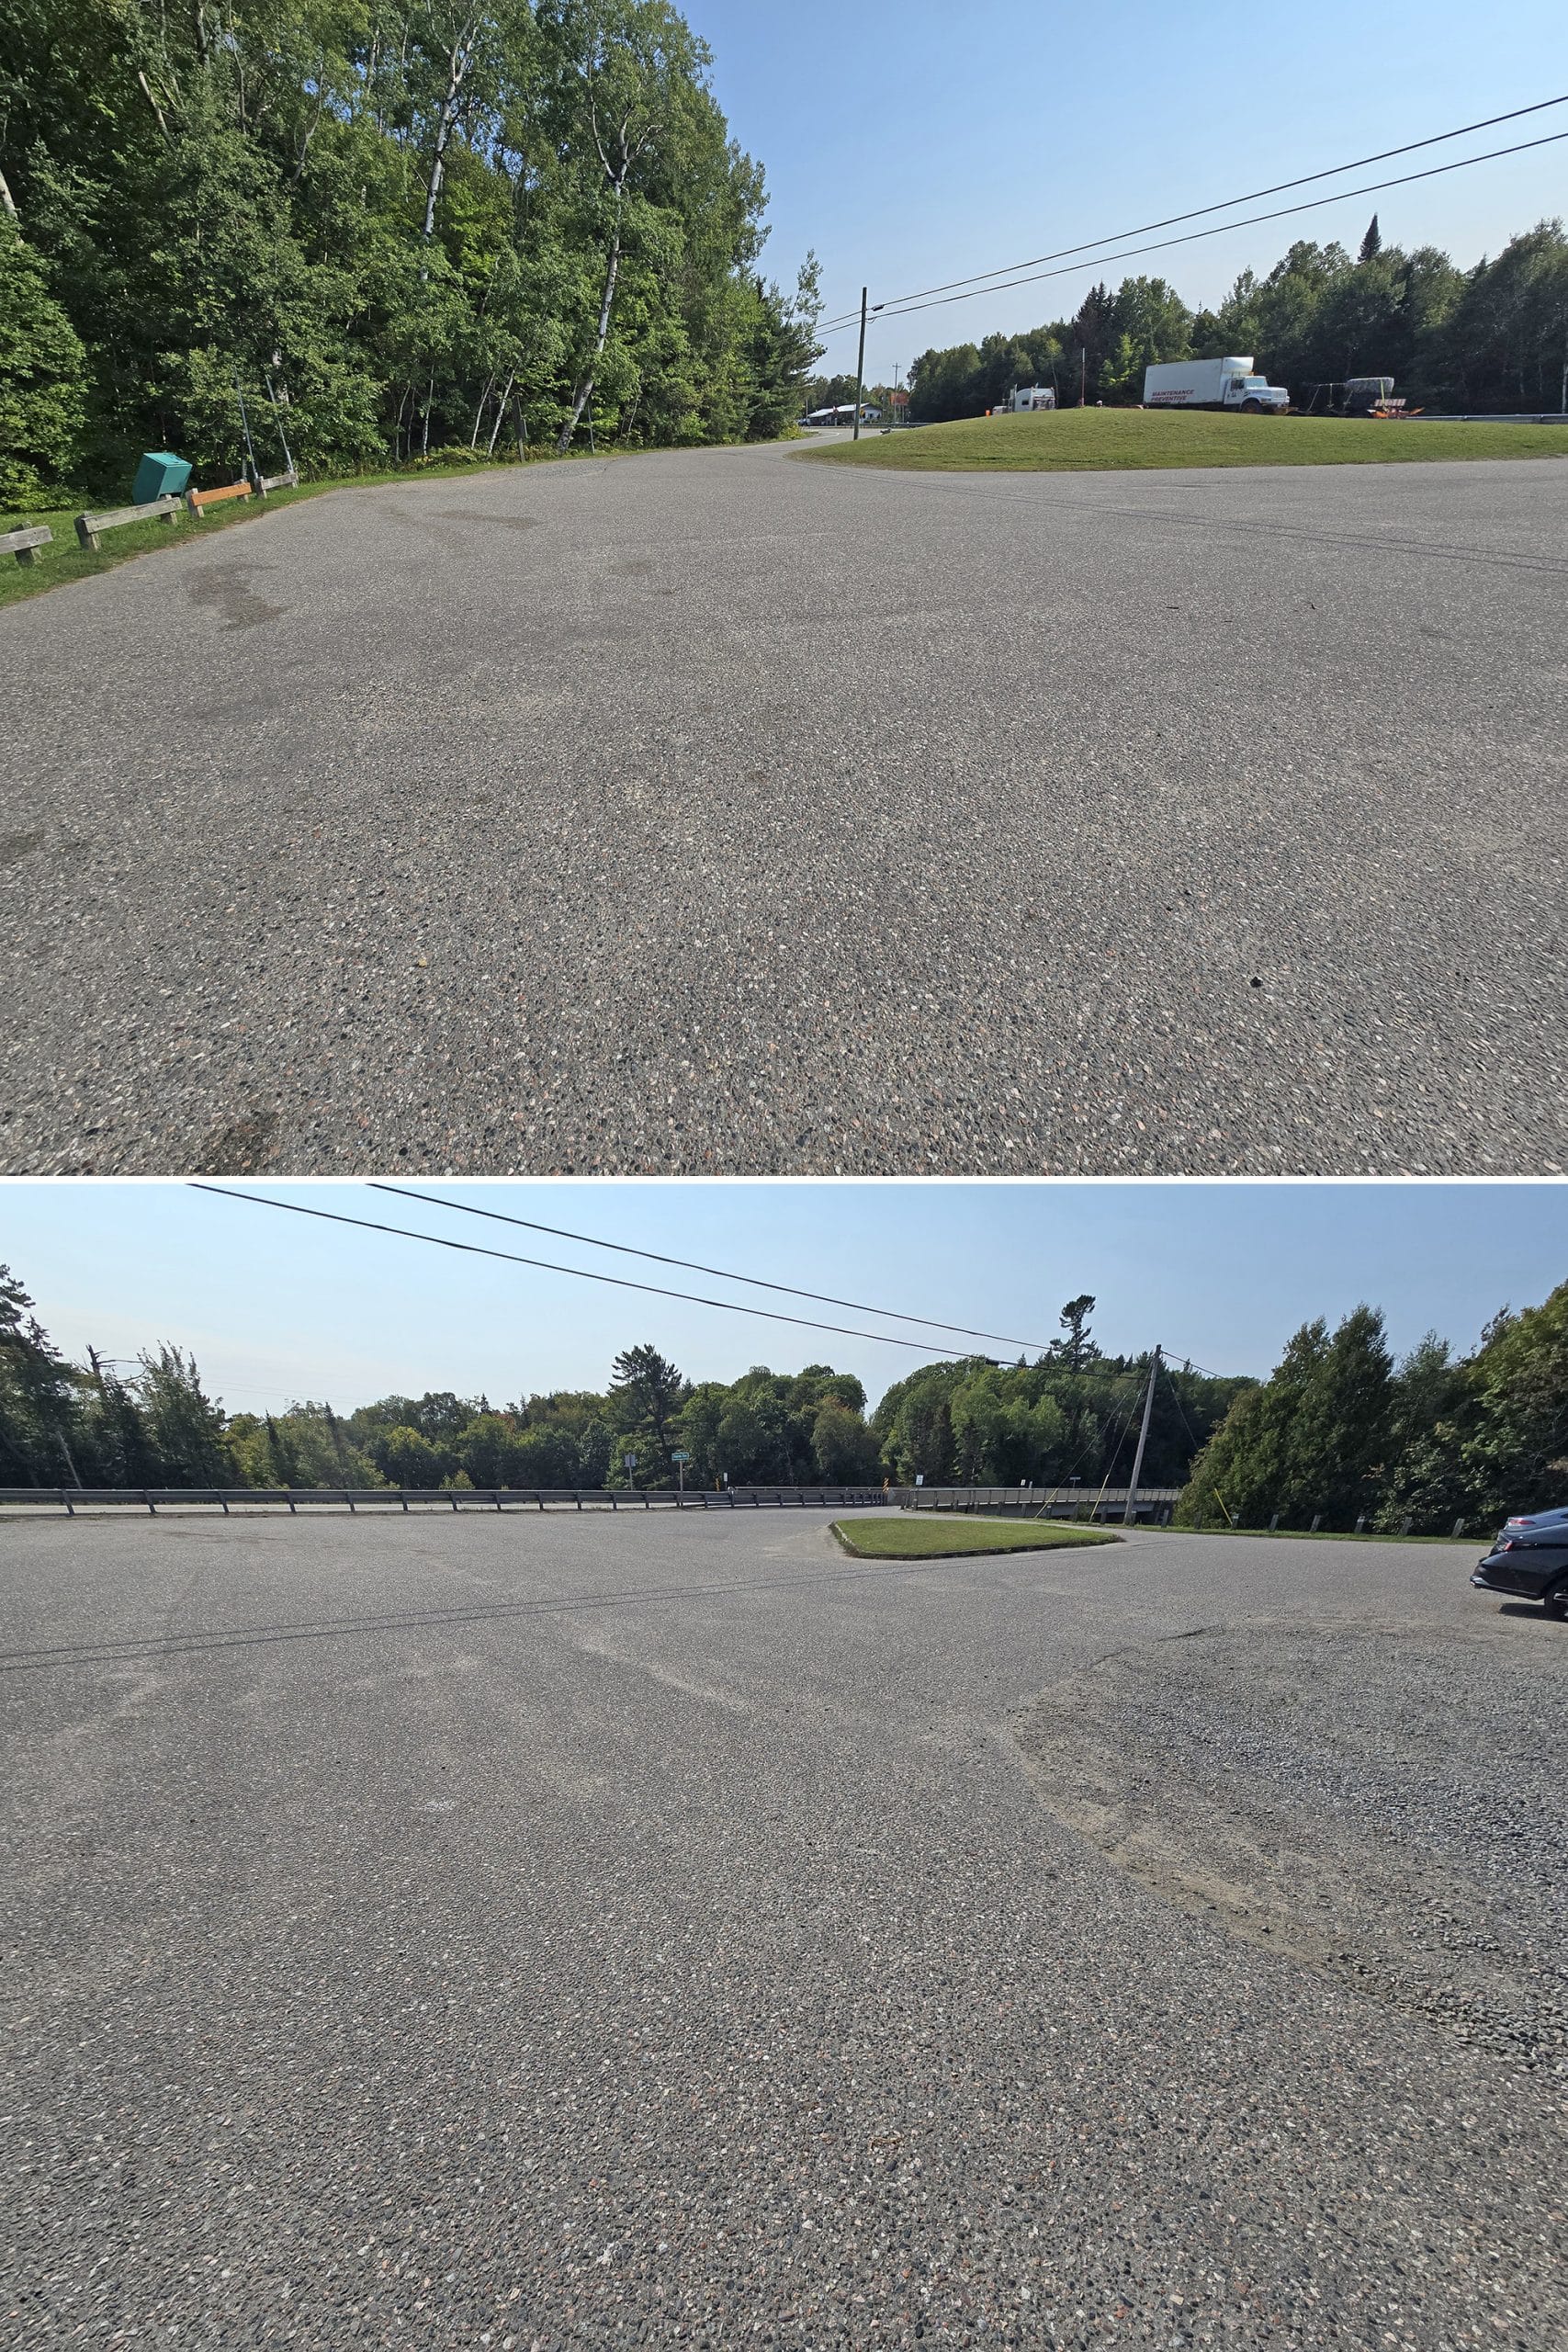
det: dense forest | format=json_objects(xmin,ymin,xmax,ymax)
[
  {"xmin": 903, "ymin": 217, "xmax": 1568, "ymax": 422},
  {"xmin": 0, "ymin": 1269, "xmax": 1240, "ymax": 1494},
  {"xmin": 5, "ymin": 1264, "xmax": 1562, "ymax": 1529},
  {"xmin": 1177, "ymin": 1283, "xmax": 1568, "ymax": 1533},
  {"xmin": 0, "ymin": 0, "xmax": 821, "ymax": 504}
]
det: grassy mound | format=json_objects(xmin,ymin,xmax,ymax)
[
  {"xmin": 831, "ymin": 1513, "xmax": 1120, "ymax": 1560},
  {"xmin": 795, "ymin": 407, "xmax": 1568, "ymax": 475}
]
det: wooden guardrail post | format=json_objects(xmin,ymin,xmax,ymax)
[
  {"xmin": 75, "ymin": 496, "xmax": 183, "ymax": 551},
  {"xmin": 3, "ymin": 526, "xmax": 52, "ymax": 567}
]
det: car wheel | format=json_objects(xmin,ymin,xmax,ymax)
[{"xmin": 1544, "ymin": 1582, "xmax": 1568, "ymax": 1622}]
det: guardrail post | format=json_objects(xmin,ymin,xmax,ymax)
[
  {"xmin": 345, "ymin": 1489, "xmax": 355, "ymax": 1514},
  {"xmin": 576, "ymin": 1490, "xmax": 583, "ymax": 1511},
  {"xmin": 644, "ymin": 1490, "xmax": 650, "ymax": 1509},
  {"xmin": 62, "ymin": 1487, "xmax": 74, "ymax": 1517},
  {"xmin": 218, "ymin": 1490, "xmax": 229, "ymax": 1514},
  {"xmin": 400, "ymin": 1489, "xmax": 409, "ymax": 1512},
  {"xmin": 144, "ymin": 1488, "xmax": 156, "ymax": 1516},
  {"xmin": 493, "ymin": 1489, "xmax": 502, "ymax": 1511}
]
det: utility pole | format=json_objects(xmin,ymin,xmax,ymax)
[
  {"xmin": 1122, "ymin": 1345, "xmax": 1161, "ymax": 1525},
  {"xmin": 852, "ymin": 287, "xmax": 869, "ymax": 440},
  {"xmin": 1079, "ymin": 345, "xmax": 1087, "ymax": 408}
]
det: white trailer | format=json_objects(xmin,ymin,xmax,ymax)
[
  {"xmin": 1142, "ymin": 356, "xmax": 1289, "ymax": 413},
  {"xmin": 1005, "ymin": 385, "xmax": 1055, "ymax": 412}
]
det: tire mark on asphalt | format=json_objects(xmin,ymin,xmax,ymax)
[{"xmin": 0, "ymin": 1546, "xmax": 1043, "ymax": 1672}]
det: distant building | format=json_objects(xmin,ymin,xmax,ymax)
[{"xmin": 803, "ymin": 403, "xmax": 882, "ymax": 426}]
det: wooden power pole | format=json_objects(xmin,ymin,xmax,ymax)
[{"xmin": 1122, "ymin": 1346, "xmax": 1161, "ymax": 1524}]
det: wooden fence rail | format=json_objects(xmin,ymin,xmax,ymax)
[
  {"xmin": 74, "ymin": 496, "xmax": 183, "ymax": 551},
  {"xmin": 3, "ymin": 526, "xmax": 52, "ymax": 567}
]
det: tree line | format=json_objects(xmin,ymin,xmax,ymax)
[
  {"xmin": 1177, "ymin": 1283, "xmax": 1568, "ymax": 1533},
  {"xmin": 0, "ymin": 0, "xmax": 821, "ymax": 507},
  {"xmin": 0, "ymin": 1272, "xmax": 1240, "ymax": 1494},
  {"xmin": 904, "ymin": 216, "xmax": 1568, "ymax": 423},
  {"xmin": 6, "ymin": 1262, "xmax": 1561, "ymax": 1525}
]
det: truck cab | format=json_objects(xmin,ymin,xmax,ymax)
[{"xmin": 1222, "ymin": 371, "xmax": 1290, "ymax": 413}]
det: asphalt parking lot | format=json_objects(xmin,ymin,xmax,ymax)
[
  {"xmin": 3, "ymin": 444, "xmax": 1565, "ymax": 1176},
  {"xmin": 5, "ymin": 1512, "xmax": 1563, "ymax": 2347}
]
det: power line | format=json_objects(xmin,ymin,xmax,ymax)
[
  {"xmin": 812, "ymin": 126, "xmax": 1568, "ymax": 342},
  {"xmin": 1157, "ymin": 1346, "xmax": 1234, "ymax": 1384},
  {"xmin": 813, "ymin": 93, "xmax": 1566, "ymax": 330},
  {"xmin": 1160, "ymin": 1358, "xmax": 1209, "ymax": 1466},
  {"xmin": 188, "ymin": 1186, "xmax": 1011, "ymax": 1360},
  {"xmin": 368, "ymin": 1183, "xmax": 1055, "ymax": 1355}
]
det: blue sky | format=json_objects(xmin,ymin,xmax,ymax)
[
  {"xmin": 4, "ymin": 1183, "xmax": 1563, "ymax": 1416},
  {"xmin": 682, "ymin": 2, "xmax": 1567, "ymax": 379}
]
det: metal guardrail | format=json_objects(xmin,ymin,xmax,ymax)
[
  {"xmin": 0, "ymin": 1484, "xmax": 891, "ymax": 1518},
  {"xmin": 1413, "ymin": 410, "xmax": 1568, "ymax": 424},
  {"xmin": 893, "ymin": 1485, "xmax": 1180, "ymax": 1523}
]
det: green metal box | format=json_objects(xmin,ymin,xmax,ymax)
[{"xmin": 132, "ymin": 451, "xmax": 193, "ymax": 504}]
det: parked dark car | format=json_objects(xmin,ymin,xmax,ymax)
[{"xmin": 1472, "ymin": 1506, "xmax": 1568, "ymax": 1618}]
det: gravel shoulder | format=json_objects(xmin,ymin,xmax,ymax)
[{"xmin": 1013, "ymin": 1611, "xmax": 1568, "ymax": 2068}]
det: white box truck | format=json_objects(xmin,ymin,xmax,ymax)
[
  {"xmin": 1005, "ymin": 385, "xmax": 1055, "ymax": 411},
  {"xmin": 1142, "ymin": 356, "xmax": 1289, "ymax": 413}
]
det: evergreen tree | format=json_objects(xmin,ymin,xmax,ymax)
[
  {"xmin": 0, "ymin": 1264, "xmax": 83, "ymax": 1484},
  {"xmin": 1057, "ymin": 1295, "xmax": 1097, "ymax": 1374},
  {"xmin": 134, "ymin": 1347, "xmax": 229, "ymax": 1483},
  {"xmin": 609, "ymin": 1340, "xmax": 685, "ymax": 1472}
]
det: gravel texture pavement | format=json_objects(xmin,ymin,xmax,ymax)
[
  {"xmin": 5, "ymin": 1511, "xmax": 1563, "ymax": 2347},
  {"xmin": 3, "ymin": 442, "xmax": 1565, "ymax": 1174}
]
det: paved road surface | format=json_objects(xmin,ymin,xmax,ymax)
[
  {"xmin": 6, "ymin": 1512, "xmax": 1562, "ymax": 2346},
  {"xmin": 4, "ymin": 445, "xmax": 1566, "ymax": 1173}
]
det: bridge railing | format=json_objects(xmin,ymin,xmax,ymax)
[
  {"xmin": 0, "ymin": 1484, "xmax": 892, "ymax": 1518},
  {"xmin": 889, "ymin": 1485, "xmax": 1180, "ymax": 1523}
]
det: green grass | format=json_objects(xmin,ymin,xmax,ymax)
[
  {"xmin": 832, "ymin": 1513, "xmax": 1120, "ymax": 1560},
  {"xmin": 795, "ymin": 406, "xmax": 1568, "ymax": 475},
  {"xmin": 0, "ymin": 447, "xmax": 626, "ymax": 611}
]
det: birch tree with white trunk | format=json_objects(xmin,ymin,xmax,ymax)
[{"xmin": 551, "ymin": 0, "xmax": 701, "ymax": 453}]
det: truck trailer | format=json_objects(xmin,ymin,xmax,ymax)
[{"xmin": 1142, "ymin": 357, "xmax": 1289, "ymax": 413}]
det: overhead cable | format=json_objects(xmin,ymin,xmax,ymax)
[
  {"xmin": 369, "ymin": 1183, "xmax": 1054, "ymax": 1354},
  {"xmin": 813, "ymin": 92, "xmax": 1567, "ymax": 331},
  {"xmin": 813, "ymin": 127, "xmax": 1568, "ymax": 341},
  {"xmin": 189, "ymin": 1186, "xmax": 1009, "ymax": 1359}
]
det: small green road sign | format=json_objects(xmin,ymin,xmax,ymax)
[
  {"xmin": 671, "ymin": 1450, "xmax": 690, "ymax": 1464},
  {"xmin": 623, "ymin": 1453, "xmax": 637, "ymax": 1470}
]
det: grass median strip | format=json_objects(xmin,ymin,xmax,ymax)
[
  {"xmin": 795, "ymin": 408, "xmax": 1568, "ymax": 474},
  {"xmin": 832, "ymin": 1513, "xmax": 1121, "ymax": 1560}
]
